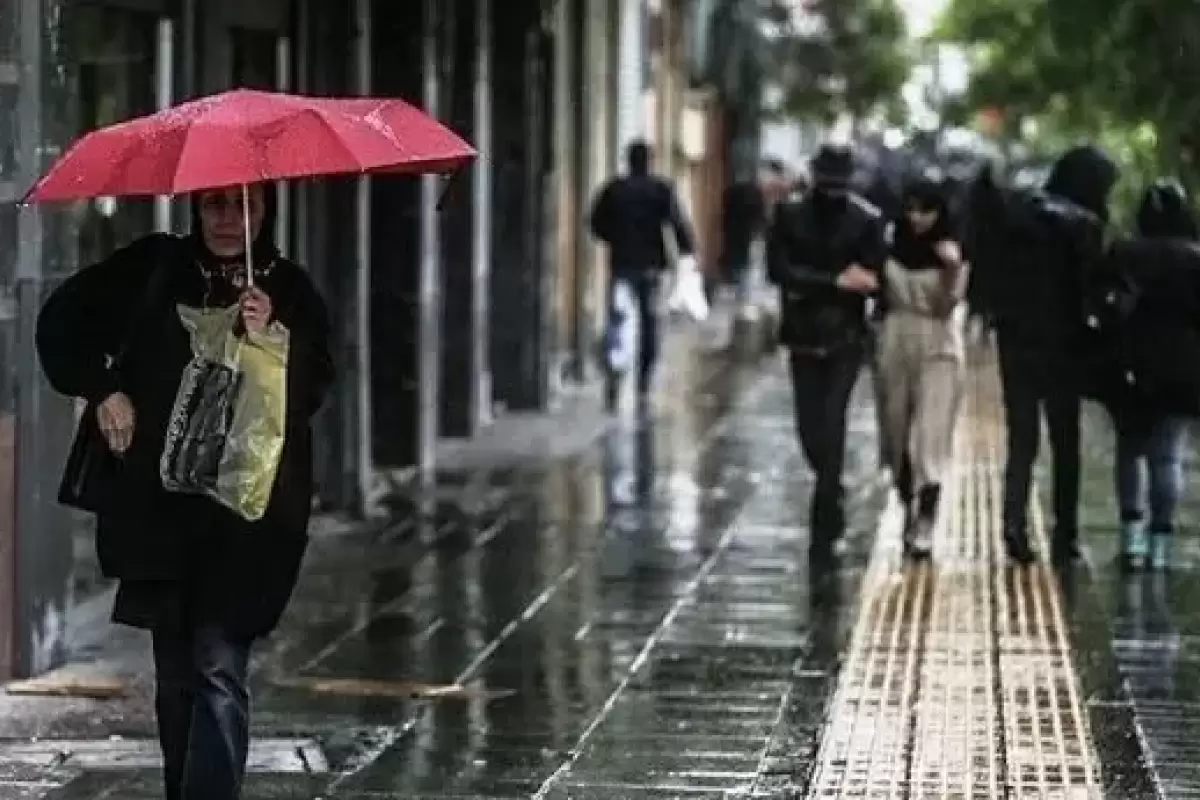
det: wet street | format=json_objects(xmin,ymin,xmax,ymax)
[{"xmin": 0, "ymin": 325, "xmax": 1196, "ymax": 798}]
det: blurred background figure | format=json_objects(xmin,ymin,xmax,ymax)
[
  {"xmin": 720, "ymin": 159, "xmax": 788, "ymax": 323},
  {"xmin": 1086, "ymin": 179, "xmax": 1200, "ymax": 571},
  {"xmin": 589, "ymin": 140, "xmax": 698, "ymax": 414}
]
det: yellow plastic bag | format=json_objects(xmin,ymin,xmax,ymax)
[{"xmin": 160, "ymin": 304, "xmax": 290, "ymax": 521}]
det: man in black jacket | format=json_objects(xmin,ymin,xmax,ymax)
[
  {"xmin": 590, "ymin": 140, "xmax": 697, "ymax": 411},
  {"xmin": 968, "ymin": 145, "xmax": 1118, "ymax": 564},
  {"xmin": 767, "ymin": 144, "xmax": 887, "ymax": 556}
]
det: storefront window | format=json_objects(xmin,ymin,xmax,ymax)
[
  {"xmin": 232, "ymin": 28, "xmax": 279, "ymax": 90},
  {"xmin": 70, "ymin": 4, "xmax": 157, "ymax": 269}
]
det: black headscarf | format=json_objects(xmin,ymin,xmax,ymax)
[
  {"xmin": 1044, "ymin": 144, "xmax": 1118, "ymax": 222},
  {"xmin": 1136, "ymin": 179, "xmax": 1199, "ymax": 240},
  {"xmin": 187, "ymin": 182, "xmax": 281, "ymax": 295},
  {"xmin": 891, "ymin": 177, "xmax": 956, "ymax": 271}
]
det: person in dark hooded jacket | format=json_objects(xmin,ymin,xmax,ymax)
[
  {"xmin": 1087, "ymin": 180, "xmax": 1200, "ymax": 570},
  {"xmin": 36, "ymin": 183, "xmax": 333, "ymax": 800},
  {"xmin": 767, "ymin": 143, "xmax": 888, "ymax": 557},
  {"xmin": 968, "ymin": 145, "xmax": 1118, "ymax": 564}
]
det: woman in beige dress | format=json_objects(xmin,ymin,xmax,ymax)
[{"xmin": 876, "ymin": 178, "xmax": 967, "ymax": 559}]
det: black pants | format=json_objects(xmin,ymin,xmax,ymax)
[
  {"xmin": 997, "ymin": 341, "xmax": 1080, "ymax": 546},
  {"xmin": 789, "ymin": 345, "xmax": 864, "ymax": 542},
  {"xmin": 608, "ymin": 269, "xmax": 663, "ymax": 393},
  {"xmin": 153, "ymin": 626, "xmax": 254, "ymax": 800}
]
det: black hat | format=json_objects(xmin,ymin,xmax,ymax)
[{"xmin": 810, "ymin": 144, "xmax": 854, "ymax": 187}]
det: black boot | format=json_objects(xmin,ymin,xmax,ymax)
[
  {"xmin": 604, "ymin": 373, "xmax": 621, "ymax": 414},
  {"xmin": 1004, "ymin": 527, "xmax": 1037, "ymax": 565},
  {"xmin": 810, "ymin": 484, "xmax": 846, "ymax": 559},
  {"xmin": 904, "ymin": 484, "xmax": 938, "ymax": 560}
]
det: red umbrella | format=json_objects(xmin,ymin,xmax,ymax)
[
  {"xmin": 22, "ymin": 88, "xmax": 475, "ymax": 203},
  {"xmin": 23, "ymin": 89, "xmax": 475, "ymax": 285}
]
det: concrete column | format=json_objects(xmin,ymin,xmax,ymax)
[
  {"xmin": 472, "ymin": 0, "xmax": 493, "ymax": 428},
  {"xmin": 11, "ymin": 0, "xmax": 80, "ymax": 678},
  {"xmin": 353, "ymin": 0, "xmax": 375, "ymax": 514},
  {"xmin": 439, "ymin": 0, "xmax": 484, "ymax": 438},
  {"xmin": 417, "ymin": 0, "xmax": 442, "ymax": 490}
]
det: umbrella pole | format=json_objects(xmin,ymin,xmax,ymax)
[{"xmin": 242, "ymin": 182, "xmax": 255, "ymax": 288}]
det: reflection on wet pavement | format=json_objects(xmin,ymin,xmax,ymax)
[
  {"xmin": 21, "ymin": 337, "xmax": 1187, "ymax": 798},
  {"xmin": 9, "ymin": 332, "xmax": 887, "ymax": 799},
  {"xmin": 1071, "ymin": 401, "xmax": 1198, "ymax": 798}
]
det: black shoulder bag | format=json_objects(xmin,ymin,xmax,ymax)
[{"xmin": 58, "ymin": 239, "xmax": 176, "ymax": 513}]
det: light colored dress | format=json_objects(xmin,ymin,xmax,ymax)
[{"xmin": 875, "ymin": 258, "xmax": 968, "ymax": 492}]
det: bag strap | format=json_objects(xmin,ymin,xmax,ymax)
[{"xmin": 110, "ymin": 235, "xmax": 179, "ymax": 372}]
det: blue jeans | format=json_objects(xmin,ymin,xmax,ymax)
[{"xmin": 1115, "ymin": 415, "xmax": 1189, "ymax": 534}]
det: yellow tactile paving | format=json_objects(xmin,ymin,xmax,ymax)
[{"xmin": 807, "ymin": 353, "xmax": 1101, "ymax": 799}]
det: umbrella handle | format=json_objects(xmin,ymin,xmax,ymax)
[{"xmin": 242, "ymin": 183, "xmax": 254, "ymax": 289}]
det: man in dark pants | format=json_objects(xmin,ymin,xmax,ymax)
[
  {"xmin": 767, "ymin": 144, "xmax": 887, "ymax": 556},
  {"xmin": 589, "ymin": 140, "xmax": 697, "ymax": 412},
  {"xmin": 968, "ymin": 146, "xmax": 1117, "ymax": 564}
]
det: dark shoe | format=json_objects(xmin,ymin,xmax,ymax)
[
  {"xmin": 904, "ymin": 484, "xmax": 939, "ymax": 560},
  {"xmin": 902, "ymin": 522, "xmax": 931, "ymax": 561},
  {"xmin": 810, "ymin": 535, "xmax": 847, "ymax": 562},
  {"xmin": 904, "ymin": 517, "xmax": 933, "ymax": 561},
  {"xmin": 604, "ymin": 377, "xmax": 620, "ymax": 414},
  {"xmin": 1051, "ymin": 540, "xmax": 1083, "ymax": 566},
  {"xmin": 636, "ymin": 390, "xmax": 652, "ymax": 416},
  {"xmin": 1053, "ymin": 526, "xmax": 1082, "ymax": 563},
  {"xmin": 1004, "ymin": 530, "xmax": 1037, "ymax": 565}
]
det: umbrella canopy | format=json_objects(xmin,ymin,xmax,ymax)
[{"xmin": 23, "ymin": 89, "xmax": 475, "ymax": 203}]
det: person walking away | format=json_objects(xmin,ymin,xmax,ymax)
[
  {"xmin": 590, "ymin": 139, "xmax": 698, "ymax": 412},
  {"xmin": 721, "ymin": 160, "xmax": 782, "ymax": 320},
  {"xmin": 876, "ymin": 178, "xmax": 967, "ymax": 559},
  {"xmin": 767, "ymin": 144, "xmax": 887, "ymax": 558},
  {"xmin": 967, "ymin": 146, "xmax": 1117, "ymax": 564},
  {"xmin": 1085, "ymin": 180, "xmax": 1200, "ymax": 570},
  {"xmin": 36, "ymin": 184, "xmax": 333, "ymax": 800}
]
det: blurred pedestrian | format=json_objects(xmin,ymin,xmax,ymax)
[
  {"xmin": 767, "ymin": 143, "xmax": 887, "ymax": 557},
  {"xmin": 36, "ymin": 183, "xmax": 333, "ymax": 800},
  {"xmin": 875, "ymin": 177, "xmax": 967, "ymax": 559},
  {"xmin": 1086, "ymin": 180, "xmax": 1200, "ymax": 570},
  {"xmin": 968, "ymin": 145, "xmax": 1117, "ymax": 564},
  {"xmin": 721, "ymin": 159, "xmax": 788, "ymax": 322},
  {"xmin": 589, "ymin": 140, "xmax": 700, "ymax": 413}
]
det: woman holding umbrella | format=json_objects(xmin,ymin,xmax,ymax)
[
  {"xmin": 25, "ymin": 88, "xmax": 474, "ymax": 800},
  {"xmin": 36, "ymin": 182, "xmax": 333, "ymax": 800}
]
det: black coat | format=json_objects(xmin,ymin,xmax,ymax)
[
  {"xmin": 1082, "ymin": 237, "xmax": 1200, "ymax": 417},
  {"xmin": 766, "ymin": 191, "xmax": 888, "ymax": 352},
  {"xmin": 968, "ymin": 186, "xmax": 1106, "ymax": 355},
  {"xmin": 36, "ymin": 234, "xmax": 334, "ymax": 637},
  {"xmin": 589, "ymin": 172, "xmax": 696, "ymax": 274},
  {"xmin": 967, "ymin": 147, "xmax": 1116, "ymax": 356},
  {"xmin": 720, "ymin": 181, "xmax": 767, "ymax": 269}
]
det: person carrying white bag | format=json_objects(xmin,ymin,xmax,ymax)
[{"xmin": 589, "ymin": 140, "xmax": 706, "ymax": 413}]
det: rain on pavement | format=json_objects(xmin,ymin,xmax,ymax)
[{"xmin": 0, "ymin": 316, "xmax": 1192, "ymax": 799}]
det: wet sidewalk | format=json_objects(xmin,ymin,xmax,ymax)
[
  {"xmin": 0, "ymin": 315, "xmax": 891, "ymax": 799},
  {"xmin": 5, "ymin": 331, "xmax": 1183, "ymax": 799}
]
